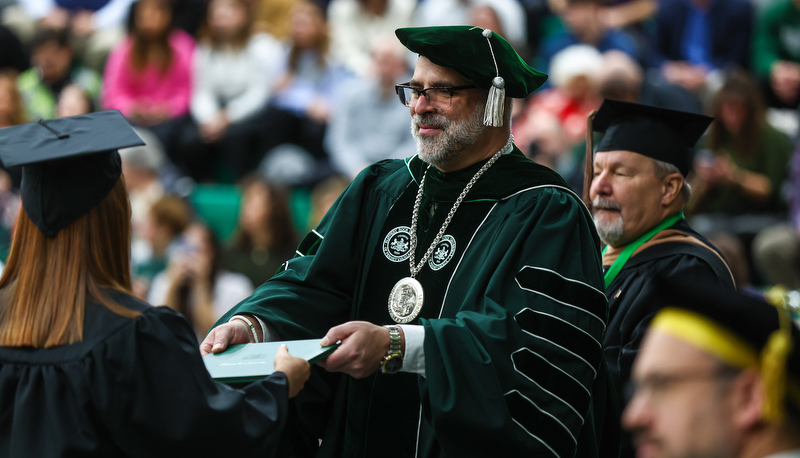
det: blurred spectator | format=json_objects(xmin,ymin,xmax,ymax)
[
  {"xmin": 596, "ymin": 0, "xmax": 657, "ymax": 31},
  {"xmin": 101, "ymin": 0, "xmax": 194, "ymax": 154},
  {"xmin": 1, "ymin": 0, "xmax": 131, "ymax": 72},
  {"xmin": 597, "ymin": 49, "xmax": 703, "ymax": 113},
  {"xmin": 131, "ymin": 193, "xmax": 191, "ymax": 299},
  {"xmin": 18, "ymin": 28, "xmax": 101, "ymax": 120},
  {"xmin": 253, "ymin": 0, "xmax": 299, "ymax": 40},
  {"xmin": 0, "ymin": 70, "xmax": 26, "ymax": 128},
  {"xmin": 752, "ymin": 140, "xmax": 800, "ymax": 289},
  {"xmin": 119, "ymin": 128, "xmax": 166, "ymax": 239},
  {"xmin": 307, "ymin": 173, "xmax": 348, "ymax": 230},
  {"xmin": 55, "ymin": 82, "xmax": 92, "ymax": 116},
  {"xmin": 174, "ymin": 0, "xmax": 282, "ymax": 182},
  {"xmin": 535, "ymin": 0, "xmax": 641, "ymax": 77},
  {"xmin": 327, "ymin": 0, "xmax": 414, "ymax": 78},
  {"xmin": 0, "ymin": 70, "xmax": 24, "ymax": 193},
  {"xmin": 256, "ymin": 0, "xmax": 351, "ymax": 185},
  {"xmin": 149, "ymin": 221, "xmax": 254, "ymax": 339},
  {"xmin": 689, "ymin": 70, "xmax": 792, "ymax": 219},
  {"xmin": 752, "ymin": 0, "xmax": 800, "ymax": 109},
  {"xmin": 0, "ymin": 24, "xmax": 28, "ymax": 72},
  {"xmin": 514, "ymin": 44, "xmax": 603, "ymax": 149},
  {"xmin": 325, "ymin": 35, "xmax": 414, "ymax": 179},
  {"xmin": 413, "ymin": 0, "xmax": 527, "ymax": 52},
  {"xmin": 223, "ymin": 176, "xmax": 298, "ymax": 286},
  {"xmin": 652, "ymin": 0, "xmax": 754, "ymax": 98}
]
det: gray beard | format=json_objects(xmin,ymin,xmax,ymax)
[
  {"xmin": 410, "ymin": 106, "xmax": 485, "ymax": 168},
  {"xmin": 592, "ymin": 197, "xmax": 624, "ymax": 246}
]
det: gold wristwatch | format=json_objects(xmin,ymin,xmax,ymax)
[{"xmin": 380, "ymin": 325, "xmax": 403, "ymax": 374}]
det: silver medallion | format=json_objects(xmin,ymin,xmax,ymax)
[{"xmin": 388, "ymin": 277, "xmax": 424, "ymax": 323}]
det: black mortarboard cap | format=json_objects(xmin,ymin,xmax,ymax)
[
  {"xmin": 645, "ymin": 274, "xmax": 800, "ymax": 422},
  {"xmin": 0, "ymin": 111, "xmax": 144, "ymax": 237},
  {"xmin": 592, "ymin": 99, "xmax": 713, "ymax": 176}
]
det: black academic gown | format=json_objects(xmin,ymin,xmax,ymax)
[
  {"xmin": 603, "ymin": 218, "xmax": 735, "ymax": 457},
  {"xmin": 0, "ymin": 290, "xmax": 290, "ymax": 457}
]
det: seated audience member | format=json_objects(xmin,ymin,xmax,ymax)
[
  {"xmin": 597, "ymin": 49, "xmax": 703, "ymax": 113},
  {"xmin": 596, "ymin": 0, "xmax": 657, "ymax": 31},
  {"xmin": 688, "ymin": 70, "xmax": 792, "ymax": 234},
  {"xmin": 256, "ymin": 0, "xmax": 350, "ymax": 182},
  {"xmin": 149, "ymin": 221, "xmax": 254, "ymax": 339},
  {"xmin": 535, "ymin": 0, "xmax": 641, "ymax": 77},
  {"xmin": 327, "ymin": 0, "xmax": 415, "ymax": 78},
  {"xmin": 175, "ymin": 0, "xmax": 283, "ymax": 182},
  {"xmin": 0, "ymin": 70, "xmax": 26, "ymax": 129},
  {"xmin": 753, "ymin": 140, "xmax": 800, "ymax": 290},
  {"xmin": 514, "ymin": 44, "xmax": 603, "ymax": 148},
  {"xmin": 325, "ymin": 35, "xmax": 415, "ymax": 179},
  {"xmin": 652, "ymin": 0, "xmax": 754, "ymax": 98},
  {"xmin": 131, "ymin": 194, "xmax": 191, "ymax": 298},
  {"xmin": 101, "ymin": 0, "xmax": 194, "ymax": 154},
  {"xmin": 0, "ymin": 112, "xmax": 310, "ymax": 457},
  {"xmin": 223, "ymin": 176, "xmax": 298, "ymax": 287},
  {"xmin": 412, "ymin": 0, "xmax": 528, "ymax": 52},
  {"xmin": 0, "ymin": 69, "xmax": 26, "ymax": 191},
  {"xmin": 18, "ymin": 28, "xmax": 101, "ymax": 120},
  {"xmin": 306, "ymin": 173, "xmax": 349, "ymax": 230},
  {"xmin": 55, "ymin": 83, "xmax": 93, "ymax": 117},
  {"xmin": 119, "ymin": 129, "xmax": 166, "ymax": 239},
  {"xmin": 253, "ymin": 0, "xmax": 299, "ymax": 40},
  {"xmin": 623, "ymin": 274, "xmax": 800, "ymax": 458},
  {"xmin": 1, "ymin": 0, "xmax": 131, "ymax": 72},
  {"xmin": 751, "ymin": 0, "xmax": 800, "ymax": 109}
]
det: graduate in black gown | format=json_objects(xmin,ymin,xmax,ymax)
[{"xmin": 0, "ymin": 111, "xmax": 310, "ymax": 457}]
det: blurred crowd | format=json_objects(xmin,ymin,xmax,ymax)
[{"xmin": 1, "ymin": 0, "xmax": 800, "ymax": 336}]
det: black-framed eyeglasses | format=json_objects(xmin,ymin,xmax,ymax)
[{"xmin": 395, "ymin": 83, "xmax": 478, "ymax": 109}]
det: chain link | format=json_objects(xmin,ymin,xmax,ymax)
[{"xmin": 409, "ymin": 135, "xmax": 514, "ymax": 276}]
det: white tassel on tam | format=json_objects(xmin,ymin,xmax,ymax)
[
  {"xmin": 479, "ymin": 28, "xmax": 505, "ymax": 127},
  {"xmin": 484, "ymin": 76, "xmax": 505, "ymax": 127}
]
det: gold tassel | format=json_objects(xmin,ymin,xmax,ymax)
[
  {"xmin": 484, "ymin": 77, "xmax": 505, "ymax": 127},
  {"xmin": 761, "ymin": 289, "xmax": 793, "ymax": 423}
]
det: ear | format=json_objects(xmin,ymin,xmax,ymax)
[
  {"xmin": 661, "ymin": 173, "xmax": 684, "ymax": 206},
  {"xmin": 729, "ymin": 369, "xmax": 765, "ymax": 431}
]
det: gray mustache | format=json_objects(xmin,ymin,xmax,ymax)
[{"xmin": 592, "ymin": 198, "xmax": 621, "ymax": 211}]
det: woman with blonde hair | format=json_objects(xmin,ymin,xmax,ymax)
[{"xmin": 0, "ymin": 111, "xmax": 309, "ymax": 457}]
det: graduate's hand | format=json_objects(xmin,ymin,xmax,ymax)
[
  {"xmin": 199, "ymin": 321, "xmax": 252, "ymax": 356},
  {"xmin": 273, "ymin": 345, "xmax": 310, "ymax": 398},
  {"xmin": 318, "ymin": 321, "xmax": 389, "ymax": 379}
]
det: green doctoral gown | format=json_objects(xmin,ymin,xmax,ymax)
[{"xmin": 218, "ymin": 148, "xmax": 613, "ymax": 457}]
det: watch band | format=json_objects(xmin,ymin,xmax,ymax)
[{"xmin": 381, "ymin": 325, "xmax": 403, "ymax": 374}]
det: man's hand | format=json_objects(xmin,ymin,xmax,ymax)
[
  {"xmin": 318, "ymin": 321, "xmax": 392, "ymax": 378},
  {"xmin": 199, "ymin": 320, "xmax": 253, "ymax": 355}
]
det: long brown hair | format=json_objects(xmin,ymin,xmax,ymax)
[
  {"xmin": 707, "ymin": 69, "xmax": 765, "ymax": 157},
  {"xmin": 230, "ymin": 176, "xmax": 297, "ymax": 251},
  {"xmin": 0, "ymin": 177, "xmax": 138, "ymax": 348},
  {"xmin": 128, "ymin": 0, "xmax": 175, "ymax": 74},
  {"xmin": 287, "ymin": 0, "xmax": 329, "ymax": 72}
]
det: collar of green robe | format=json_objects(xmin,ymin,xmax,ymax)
[
  {"xmin": 591, "ymin": 99, "xmax": 714, "ymax": 177},
  {"xmin": 395, "ymin": 26, "xmax": 547, "ymax": 127},
  {"xmin": 646, "ymin": 273, "xmax": 800, "ymax": 424},
  {"xmin": 0, "ymin": 110, "xmax": 144, "ymax": 237}
]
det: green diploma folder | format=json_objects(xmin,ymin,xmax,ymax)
[{"xmin": 203, "ymin": 339, "xmax": 339, "ymax": 384}]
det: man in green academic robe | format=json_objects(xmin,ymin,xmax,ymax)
[{"xmin": 203, "ymin": 26, "xmax": 614, "ymax": 457}]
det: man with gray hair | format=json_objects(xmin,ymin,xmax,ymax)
[{"xmin": 586, "ymin": 99, "xmax": 736, "ymax": 457}]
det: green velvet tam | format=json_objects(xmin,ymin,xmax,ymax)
[{"xmin": 395, "ymin": 26, "xmax": 547, "ymax": 98}]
